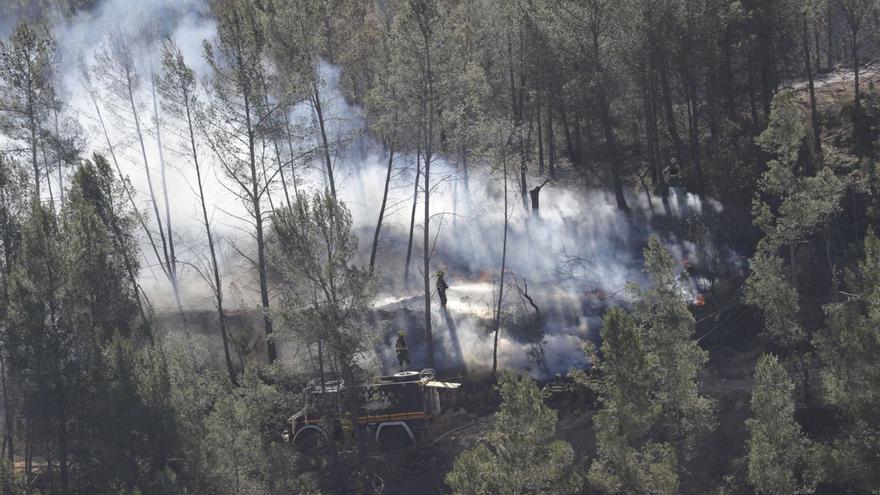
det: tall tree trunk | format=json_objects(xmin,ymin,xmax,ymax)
[
  {"xmin": 404, "ymin": 118, "xmax": 422, "ymax": 284},
  {"xmin": 722, "ymin": 29, "xmax": 736, "ymax": 122},
  {"xmin": 184, "ymin": 92, "xmax": 237, "ymax": 383},
  {"xmin": 370, "ymin": 141, "xmax": 394, "ymax": 272},
  {"xmin": 313, "ymin": 83, "xmax": 337, "ymax": 199},
  {"xmin": 547, "ymin": 103, "xmax": 556, "ymax": 177},
  {"xmin": 642, "ymin": 59, "xmax": 661, "ymax": 189},
  {"xmin": 150, "ymin": 71, "xmax": 186, "ymax": 329},
  {"xmin": 126, "ymin": 70, "xmax": 185, "ymax": 324},
  {"xmin": 492, "ymin": 147, "xmax": 509, "ymax": 376},
  {"xmin": 599, "ymin": 94, "xmax": 630, "ymax": 212},
  {"xmin": 243, "ymin": 88, "xmax": 277, "ymax": 363},
  {"xmin": 747, "ymin": 53, "xmax": 759, "ymax": 129},
  {"xmin": 423, "ymin": 38, "xmax": 435, "ymax": 369},
  {"xmin": 827, "ymin": 4, "xmax": 834, "ymax": 69},
  {"xmin": 536, "ymin": 100, "xmax": 545, "ymax": 176},
  {"xmin": 284, "ymin": 113, "xmax": 302, "ymax": 203},
  {"xmin": 660, "ymin": 58, "xmax": 685, "ymax": 166},
  {"xmin": 0, "ymin": 354, "xmax": 13, "ymax": 465},
  {"xmin": 27, "ymin": 96, "xmax": 40, "ymax": 199},
  {"xmin": 86, "ymin": 80, "xmax": 165, "ymax": 278},
  {"xmin": 52, "ymin": 108, "xmax": 64, "ymax": 205},
  {"xmin": 685, "ymin": 73, "xmax": 705, "ymax": 197},
  {"xmin": 261, "ymin": 83, "xmax": 292, "ymax": 210},
  {"xmin": 852, "ymin": 29, "xmax": 861, "ymax": 139},
  {"xmin": 57, "ymin": 390, "xmax": 69, "ymax": 495},
  {"xmin": 804, "ymin": 18, "xmax": 822, "ymax": 158}
]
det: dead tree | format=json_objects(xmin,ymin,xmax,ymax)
[{"xmin": 528, "ymin": 179, "xmax": 549, "ymax": 214}]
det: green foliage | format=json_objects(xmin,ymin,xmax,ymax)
[
  {"xmin": 813, "ymin": 230, "xmax": 880, "ymax": 490},
  {"xmin": 582, "ymin": 236, "xmax": 714, "ymax": 494},
  {"xmin": 169, "ymin": 357, "xmax": 301, "ymax": 494},
  {"xmin": 745, "ymin": 247, "xmax": 804, "ymax": 346},
  {"xmin": 631, "ymin": 237, "xmax": 715, "ymax": 453},
  {"xmin": 270, "ymin": 192, "xmax": 377, "ymax": 361},
  {"xmin": 746, "ymin": 354, "xmax": 817, "ymax": 494},
  {"xmin": 446, "ymin": 372, "xmax": 581, "ymax": 494},
  {"xmin": 1, "ymin": 156, "xmax": 180, "ymax": 493},
  {"xmin": 746, "ymin": 90, "xmax": 854, "ymax": 348}
]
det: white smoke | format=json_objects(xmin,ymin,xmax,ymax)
[{"xmin": 5, "ymin": 0, "xmax": 739, "ymax": 377}]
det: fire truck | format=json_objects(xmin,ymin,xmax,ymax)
[{"xmin": 283, "ymin": 369, "xmax": 461, "ymax": 452}]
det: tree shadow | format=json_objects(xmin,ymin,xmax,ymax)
[{"xmin": 441, "ymin": 308, "xmax": 467, "ymax": 373}]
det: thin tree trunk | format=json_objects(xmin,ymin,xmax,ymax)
[
  {"xmin": 423, "ymin": 36, "xmax": 435, "ymax": 369},
  {"xmin": 39, "ymin": 134, "xmax": 54, "ymax": 209},
  {"xmin": 560, "ymin": 107, "xmax": 576, "ymax": 165},
  {"xmin": 404, "ymin": 119, "xmax": 422, "ymax": 284},
  {"xmin": 234, "ymin": 45, "xmax": 277, "ymax": 362},
  {"xmin": 150, "ymin": 70, "xmax": 186, "ymax": 329},
  {"xmin": 660, "ymin": 58, "xmax": 685, "ymax": 165},
  {"xmin": 370, "ymin": 140, "xmax": 394, "ymax": 272},
  {"xmin": 24, "ymin": 417, "xmax": 31, "ymax": 494},
  {"xmin": 126, "ymin": 69, "xmax": 185, "ymax": 325},
  {"xmin": 247, "ymin": 119, "xmax": 277, "ymax": 363},
  {"xmin": 547, "ymin": 103, "xmax": 556, "ymax": 177},
  {"xmin": 57, "ymin": 390, "xmax": 69, "ymax": 495},
  {"xmin": 53, "ymin": 107, "xmax": 64, "ymax": 205},
  {"xmin": 536, "ymin": 100, "xmax": 545, "ymax": 176},
  {"xmin": 260, "ymin": 73, "xmax": 293, "ymax": 210},
  {"xmin": 492, "ymin": 147, "xmax": 509, "ymax": 376},
  {"xmin": 184, "ymin": 92, "xmax": 237, "ymax": 383},
  {"xmin": 85, "ymin": 79, "xmax": 166, "ymax": 287},
  {"xmin": 283, "ymin": 113, "xmax": 302, "ymax": 203},
  {"xmin": 28, "ymin": 97, "xmax": 40, "ymax": 199},
  {"xmin": 685, "ymin": 74, "xmax": 705, "ymax": 197},
  {"xmin": 313, "ymin": 83, "xmax": 337, "ymax": 199},
  {"xmin": 0, "ymin": 354, "xmax": 13, "ymax": 465},
  {"xmin": 827, "ymin": 4, "xmax": 834, "ymax": 69},
  {"xmin": 852, "ymin": 29, "xmax": 861, "ymax": 133},
  {"xmin": 804, "ymin": 18, "xmax": 822, "ymax": 157}
]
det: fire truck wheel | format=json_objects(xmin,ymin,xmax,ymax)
[
  {"xmin": 294, "ymin": 428, "xmax": 327, "ymax": 454},
  {"xmin": 378, "ymin": 425, "xmax": 412, "ymax": 451}
]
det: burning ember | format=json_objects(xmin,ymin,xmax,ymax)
[{"xmin": 692, "ymin": 294, "xmax": 706, "ymax": 307}]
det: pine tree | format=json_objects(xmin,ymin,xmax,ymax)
[
  {"xmin": 585, "ymin": 307, "xmax": 678, "ymax": 494},
  {"xmin": 203, "ymin": 0, "xmax": 279, "ymax": 363},
  {"xmin": 583, "ymin": 236, "xmax": 714, "ymax": 493},
  {"xmin": 814, "ymin": 230, "xmax": 880, "ymax": 489},
  {"xmin": 446, "ymin": 372, "xmax": 581, "ymax": 494},
  {"xmin": 270, "ymin": 192, "xmax": 377, "ymax": 481},
  {"xmin": 0, "ymin": 22, "xmax": 57, "ymax": 198},
  {"xmin": 158, "ymin": 38, "xmax": 236, "ymax": 383},
  {"xmin": 746, "ymin": 354, "xmax": 816, "ymax": 494}
]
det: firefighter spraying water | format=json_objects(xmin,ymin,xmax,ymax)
[{"xmin": 436, "ymin": 270, "xmax": 449, "ymax": 308}]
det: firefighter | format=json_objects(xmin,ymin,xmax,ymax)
[
  {"xmin": 663, "ymin": 157, "xmax": 682, "ymax": 188},
  {"xmin": 395, "ymin": 330, "xmax": 410, "ymax": 368},
  {"xmin": 436, "ymin": 270, "xmax": 449, "ymax": 308}
]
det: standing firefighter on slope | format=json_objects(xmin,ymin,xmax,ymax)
[
  {"xmin": 436, "ymin": 270, "xmax": 449, "ymax": 308},
  {"xmin": 395, "ymin": 331, "xmax": 410, "ymax": 368}
]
